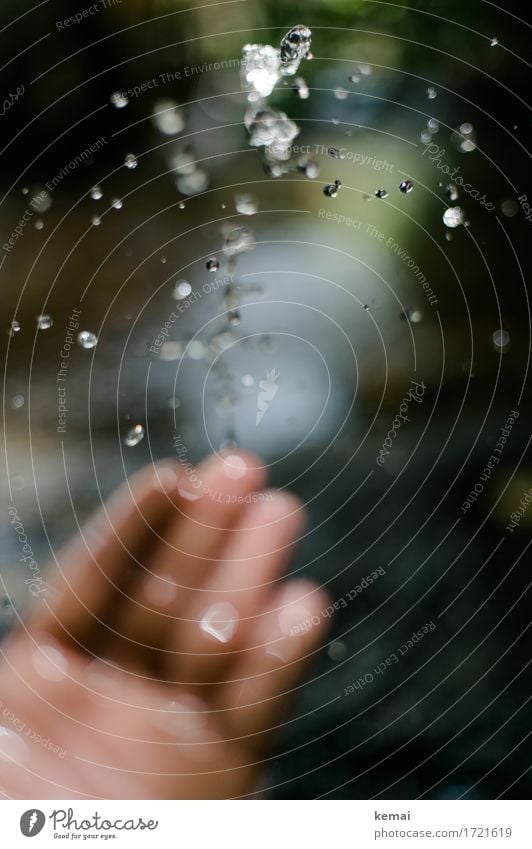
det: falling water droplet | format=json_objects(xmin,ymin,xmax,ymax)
[
  {"xmin": 349, "ymin": 72, "xmax": 361, "ymax": 84},
  {"xmin": 323, "ymin": 179, "xmax": 342, "ymax": 198},
  {"xmin": 173, "ymin": 280, "xmax": 192, "ymax": 300},
  {"xmin": 206, "ymin": 258, "xmax": 219, "ymax": 272},
  {"xmin": 427, "ymin": 118, "xmax": 439, "ymax": 133},
  {"xmin": 167, "ymin": 396, "xmax": 181, "ymax": 410},
  {"xmin": 111, "ymin": 198, "xmax": 123, "ymax": 210},
  {"xmin": 235, "ymin": 194, "xmax": 258, "ymax": 215},
  {"xmin": 328, "ymin": 641, "xmax": 347, "ymax": 661},
  {"xmin": 334, "ymin": 87, "xmax": 348, "ymax": 100},
  {"xmin": 401, "ymin": 308, "xmax": 423, "ymax": 323},
  {"xmin": 451, "ymin": 123, "xmax": 477, "ymax": 153},
  {"xmin": 91, "ymin": 215, "xmax": 101, "ymax": 227},
  {"xmin": 36, "ymin": 314, "xmax": 53, "ymax": 330},
  {"xmin": 443, "ymin": 206, "xmax": 464, "ymax": 228},
  {"xmin": 124, "ymin": 153, "xmax": 138, "ymax": 170},
  {"xmin": 427, "ymin": 86, "xmax": 437, "ymax": 100},
  {"xmin": 8, "ymin": 320, "xmax": 21, "ymax": 336},
  {"xmin": 77, "ymin": 330, "xmax": 98, "ymax": 349},
  {"xmin": 241, "ymin": 373, "xmax": 254, "ymax": 387},
  {"xmin": 34, "ymin": 219, "xmax": 44, "ymax": 230},
  {"xmin": 178, "ymin": 202, "xmax": 186, "ymax": 210},
  {"xmin": 279, "ymin": 25, "xmax": 312, "ymax": 75},
  {"xmin": 124, "ymin": 424, "xmax": 145, "ymax": 447},
  {"xmin": 490, "ymin": 37, "xmax": 499, "ymax": 47},
  {"xmin": 187, "ymin": 340, "xmax": 206, "ymax": 360},
  {"xmin": 399, "ymin": 180, "xmax": 413, "ymax": 194},
  {"xmin": 445, "ymin": 184, "xmax": 459, "ymax": 201},
  {"xmin": 223, "ymin": 226, "xmax": 256, "ymax": 256},
  {"xmin": 328, "ymin": 147, "xmax": 345, "ymax": 160},
  {"xmin": 90, "ymin": 186, "xmax": 103, "ymax": 200},
  {"xmin": 375, "ymin": 188, "xmax": 388, "ymax": 199},
  {"xmin": 492, "ymin": 329, "xmax": 510, "ymax": 351},
  {"xmin": 9, "ymin": 394, "xmax": 24, "ymax": 409},
  {"xmin": 152, "ymin": 98, "xmax": 185, "ymax": 135},
  {"xmin": 110, "ymin": 91, "xmax": 128, "ymax": 108},
  {"xmin": 294, "ymin": 77, "xmax": 309, "ymax": 99},
  {"xmin": 228, "ymin": 310, "xmax": 241, "ymax": 327}
]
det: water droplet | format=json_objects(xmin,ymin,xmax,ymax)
[
  {"xmin": 328, "ymin": 147, "xmax": 345, "ymax": 160},
  {"xmin": 90, "ymin": 186, "xmax": 103, "ymax": 200},
  {"xmin": 30, "ymin": 189, "xmax": 52, "ymax": 213},
  {"xmin": 427, "ymin": 118, "xmax": 439, "ymax": 133},
  {"xmin": 241, "ymin": 44, "xmax": 281, "ymax": 98},
  {"xmin": 323, "ymin": 179, "xmax": 342, "ymax": 198},
  {"xmin": 0, "ymin": 597, "xmax": 14, "ymax": 616},
  {"xmin": 399, "ymin": 180, "xmax": 413, "ymax": 194},
  {"xmin": 110, "ymin": 91, "xmax": 128, "ymax": 108},
  {"xmin": 187, "ymin": 340, "xmax": 206, "ymax": 360},
  {"xmin": 445, "ymin": 184, "xmax": 459, "ymax": 201},
  {"xmin": 91, "ymin": 215, "xmax": 101, "ymax": 227},
  {"xmin": 492, "ymin": 329, "xmax": 510, "ymax": 351},
  {"xmin": 173, "ymin": 280, "xmax": 192, "ymax": 300},
  {"xmin": 328, "ymin": 641, "xmax": 347, "ymax": 661},
  {"xmin": 500, "ymin": 199, "xmax": 519, "ymax": 217},
  {"xmin": 152, "ymin": 98, "xmax": 184, "ymax": 135},
  {"xmin": 176, "ymin": 169, "xmax": 209, "ymax": 196},
  {"xmin": 241, "ymin": 373, "xmax": 254, "ymax": 388},
  {"xmin": 235, "ymin": 193, "xmax": 258, "ymax": 216},
  {"xmin": 443, "ymin": 206, "xmax": 464, "ymax": 228},
  {"xmin": 9, "ymin": 394, "xmax": 24, "ymax": 409},
  {"xmin": 349, "ymin": 71, "xmax": 361, "ymax": 84},
  {"xmin": 420, "ymin": 130, "xmax": 432, "ymax": 144},
  {"xmin": 206, "ymin": 258, "xmax": 220, "ymax": 272},
  {"xmin": 36, "ymin": 314, "xmax": 53, "ymax": 330},
  {"xmin": 167, "ymin": 396, "xmax": 181, "ymax": 410},
  {"xmin": 77, "ymin": 330, "xmax": 98, "ymax": 349},
  {"xmin": 427, "ymin": 86, "xmax": 437, "ymax": 100},
  {"xmin": 111, "ymin": 198, "xmax": 123, "ymax": 210},
  {"xmin": 334, "ymin": 87, "xmax": 348, "ymax": 100},
  {"xmin": 375, "ymin": 188, "xmax": 388, "ymax": 199},
  {"xmin": 124, "ymin": 424, "xmax": 145, "ymax": 446},
  {"xmin": 34, "ymin": 219, "xmax": 44, "ymax": 230},
  {"xmin": 358, "ymin": 63, "xmax": 372, "ymax": 76},
  {"xmin": 124, "ymin": 153, "xmax": 138, "ymax": 170},
  {"xmin": 8, "ymin": 320, "xmax": 21, "ymax": 336},
  {"xmin": 294, "ymin": 77, "xmax": 309, "ymax": 99},
  {"xmin": 228, "ymin": 309, "xmax": 241, "ymax": 327},
  {"xmin": 158, "ymin": 341, "xmax": 185, "ymax": 361},
  {"xmin": 297, "ymin": 155, "xmax": 320, "ymax": 178},
  {"xmin": 445, "ymin": 232, "xmax": 453, "ymax": 241},
  {"xmin": 22, "ymin": 187, "xmax": 29, "ymax": 195},
  {"xmin": 331, "ymin": 116, "xmax": 340, "ymax": 125},
  {"xmin": 401, "ymin": 308, "xmax": 423, "ymax": 323},
  {"xmin": 223, "ymin": 226, "xmax": 256, "ymax": 257},
  {"xmin": 490, "ymin": 37, "xmax": 499, "ymax": 47},
  {"xmin": 451, "ymin": 123, "xmax": 477, "ymax": 153},
  {"xmin": 279, "ymin": 25, "xmax": 312, "ymax": 75},
  {"xmin": 178, "ymin": 202, "xmax": 186, "ymax": 210}
]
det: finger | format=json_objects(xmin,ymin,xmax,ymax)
[
  {"xmin": 215, "ymin": 580, "xmax": 330, "ymax": 743},
  {"xmin": 110, "ymin": 451, "xmax": 267, "ymax": 666},
  {"xmin": 27, "ymin": 462, "xmax": 183, "ymax": 648},
  {"xmin": 171, "ymin": 491, "xmax": 306, "ymax": 684}
]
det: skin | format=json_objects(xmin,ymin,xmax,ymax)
[{"xmin": 0, "ymin": 452, "xmax": 329, "ymax": 799}]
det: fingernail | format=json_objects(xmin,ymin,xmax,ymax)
[
  {"xmin": 199, "ymin": 602, "xmax": 239, "ymax": 644},
  {"xmin": 32, "ymin": 640, "xmax": 69, "ymax": 682}
]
